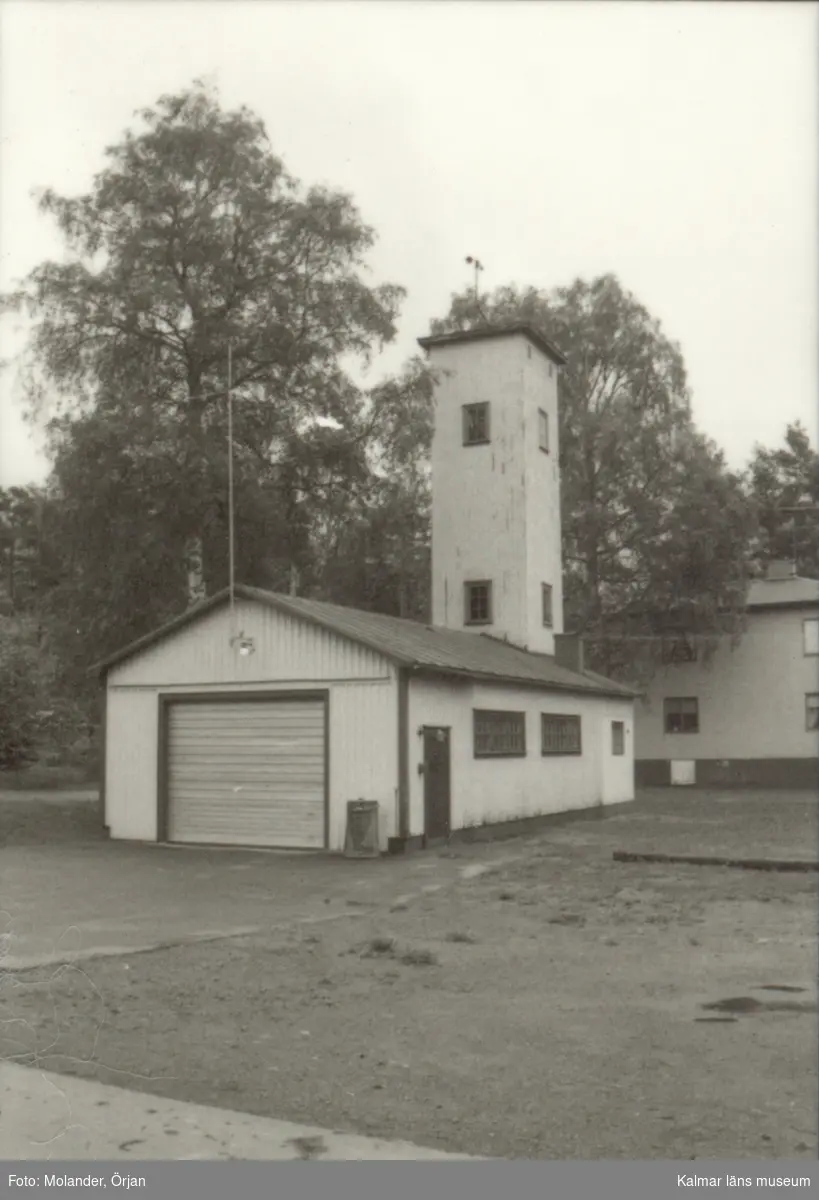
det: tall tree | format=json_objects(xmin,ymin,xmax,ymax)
[
  {"xmin": 315, "ymin": 356, "xmax": 434, "ymax": 620},
  {"xmin": 5, "ymin": 80, "xmax": 404, "ymax": 623},
  {"xmin": 746, "ymin": 422, "xmax": 819, "ymax": 578},
  {"xmin": 0, "ymin": 485, "xmax": 60, "ymax": 615},
  {"xmin": 431, "ymin": 275, "xmax": 756, "ymax": 678}
]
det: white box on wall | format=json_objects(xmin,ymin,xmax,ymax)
[{"xmin": 670, "ymin": 760, "xmax": 696, "ymax": 786}]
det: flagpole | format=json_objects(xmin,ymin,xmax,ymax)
[{"xmin": 227, "ymin": 343, "xmax": 235, "ymax": 633}]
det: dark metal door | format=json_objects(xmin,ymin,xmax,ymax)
[{"xmin": 423, "ymin": 727, "xmax": 451, "ymax": 842}]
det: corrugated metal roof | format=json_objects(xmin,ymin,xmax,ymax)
[
  {"xmin": 418, "ymin": 324, "xmax": 567, "ymax": 367},
  {"xmin": 92, "ymin": 584, "xmax": 636, "ymax": 699},
  {"xmin": 747, "ymin": 575, "xmax": 819, "ymax": 609}
]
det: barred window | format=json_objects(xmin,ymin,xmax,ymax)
[
  {"xmin": 474, "ymin": 710, "xmax": 526, "ymax": 758},
  {"xmin": 541, "ymin": 714, "xmax": 582, "ymax": 756},
  {"xmin": 664, "ymin": 697, "xmax": 699, "ymax": 734},
  {"xmin": 612, "ymin": 721, "xmax": 625, "ymax": 756},
  {"xmin": 462, "ymin": 402, "xmax": 490, "ymax": 446}
]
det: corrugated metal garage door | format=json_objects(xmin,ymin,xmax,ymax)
[{"xmin": 166, "ymin": 697, "xmax": 326, "ymax": 848}]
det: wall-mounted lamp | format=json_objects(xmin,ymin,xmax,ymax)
[{"xmin": 230, "ymin": 633, "xmax": 255, "ymax": 657}]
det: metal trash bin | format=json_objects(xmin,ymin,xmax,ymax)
[{"xmin": 344, "ymin": 799, "xmax": 380, "ymax": 858}]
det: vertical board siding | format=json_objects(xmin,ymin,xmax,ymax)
[
  {"xmin": 106, "ymin": 678, "xmax": 398, "ymax": 851},
  {"xmin": 635, "ymin": 608, "xmax": 819, "ymax": 762},
  {"xmin": 106, "ymin": 689, "xmax": 160, "ymax": 841},
  {"xmin": 327, "ymin": 680, "xmax": 399, "ymax": 851},
  {"xmin": 408, "ymin": 678, "xmax": 634, "ymax": 837},
  {"xmin": 107, "ymin": 600, "xmax": 392, "ymax": 687}
]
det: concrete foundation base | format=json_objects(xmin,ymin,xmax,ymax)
[
  {"xmin": 388, "ymin": 798, "xmax": 636, "ymax": 854},
  {"xmin": 636, "ymin": 758, "xmax": 819, "ymax": 790}
]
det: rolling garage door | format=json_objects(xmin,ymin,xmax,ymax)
[{"xmin": 166, "ymin": 697, "xmax": 326, "ymax": 848}]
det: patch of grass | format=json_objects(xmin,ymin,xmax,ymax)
[
  {"xmin": 399, "ymin": 947, "xmax": 439, "ymax": 967},
  {"xmin": 287, "ymin": 1135, "xmax": 327, "ymax": 1160},
  {"xmin": 362, "ymin": 936, "xmax": 396, "ymax": 957},
  {"xmin": 0, "ymin": 764, "xmax": 98, "ymax": 791}
]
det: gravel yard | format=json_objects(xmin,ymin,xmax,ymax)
[{"xmin": 1, "ymin": 789, "xmax": 816, "ymax": 1160}]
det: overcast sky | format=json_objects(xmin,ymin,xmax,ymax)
[{"xmin": 0, "ymin": 0, "xmax": 816, "ymax": 487}]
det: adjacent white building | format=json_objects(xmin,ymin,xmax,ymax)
[
  {"xmin": 634, "ymin": 560, "xmax": 819, "ymax": 790},
  {"xmin": 94, "ymin": 325, "xmax": 636, "ymax": 853}
]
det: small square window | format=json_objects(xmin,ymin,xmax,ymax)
[
  {"xmin": 538, "ymin": 409, "xmax": 549, "ymax": 454},
  {"xmin": 465, "ymin": 581, "xmax": 492, "ymax": 625},
  {"xmin": 612, "ymin": 721, "xmax": 625, "ymax": 756},
  {"xmin": 664, "ymin": 697, "xmax": 699, "ymax": 734},
  {"xmin": 541, "ymin": 583, "xmax": 553, "ymax": 627},
  {"xmin": 804, "ymin": 619, "xmax": 819, "ymax": 656},
  {"xmin": 806, "ymin": 694, "xmax": 819, "ymax": 732},
  {"xmin": 462, "ymin": 402, "xmax": 490, "ymax": 446}
]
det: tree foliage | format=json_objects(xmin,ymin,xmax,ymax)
[
  {"xmin": 6, "ymin": 77, "xmax": 809, "ymax": 701},
  {"xmin": 3, "ymin": 80, "xmax": 419, "ymax": 680},
  {"xmin": 746, "ymin": 422, "xmax": 819, "ymax": 579},
  {"xmin": 0, "ymin": 613, "xmax": 88, "ymax": 769},
  {"xmin": 314, "ymin": 356, "xmax": 434, "ymax": 620},
  {"xmin": 0, "ymin": 484, "xmax": 61, "ymax": 614}
]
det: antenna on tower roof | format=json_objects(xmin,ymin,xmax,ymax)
[{"xmin": 465, "ymin": 256, "xmax": 489, "ymax": 326}]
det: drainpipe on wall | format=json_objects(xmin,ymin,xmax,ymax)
[{"xmin": 396, "ymin": 667, "xmax": 411, "ymax": 841}]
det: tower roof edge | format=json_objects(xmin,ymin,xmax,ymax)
[{"xmin": 418, "ymin": 324, "xmax": 567, "ymax": 367}]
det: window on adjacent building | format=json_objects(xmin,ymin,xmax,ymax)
[
  {"xmin": 542, "ymin": 583, "xmax": 553, "ymax": 627},
  {"xmin": 541, "ymin": 714, "xmax": 582, "ymax": 755},
  {"xmin": 612, "ymin": 721, "xmax": 625, "ymax": 755},
  {"xmin": 462, "ymin": 402, "xmax": 490, "ymax": 446},
  {"xmin": 806, "ymin": 694, "xmax": 819, "ymax": 732},
  {"xmin": 538, "ymin": 408, "xmax": 549, "ymax": 453},
  {"xmin": 464, "ymin": 581, "xmax": 492, "ymax": 625},
  {"xmin": 664, "ymin": 697, "xmax": 699, "ymax": 734},
  {"xmin": 803, "ymin": 619, "xmax": 819, "ymax": 656},
  {"xmin": 474, "ymin": 710, "xmax": 526, "ymax": 758}
]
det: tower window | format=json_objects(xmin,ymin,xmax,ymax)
[
  {"xmin": 542, "ymin": 583, "xmax": 553, "ymax": 627},
  {"xmin": 465, "ymin": 581, "xmax": 492, "ymax": 625},
  {"xmin": 538, "ymin": 409, "xmax": 549, "ymax": 453},
  {"xmin": 462, "ymin": 402, "xmax": 490, "ymax": 446}
]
